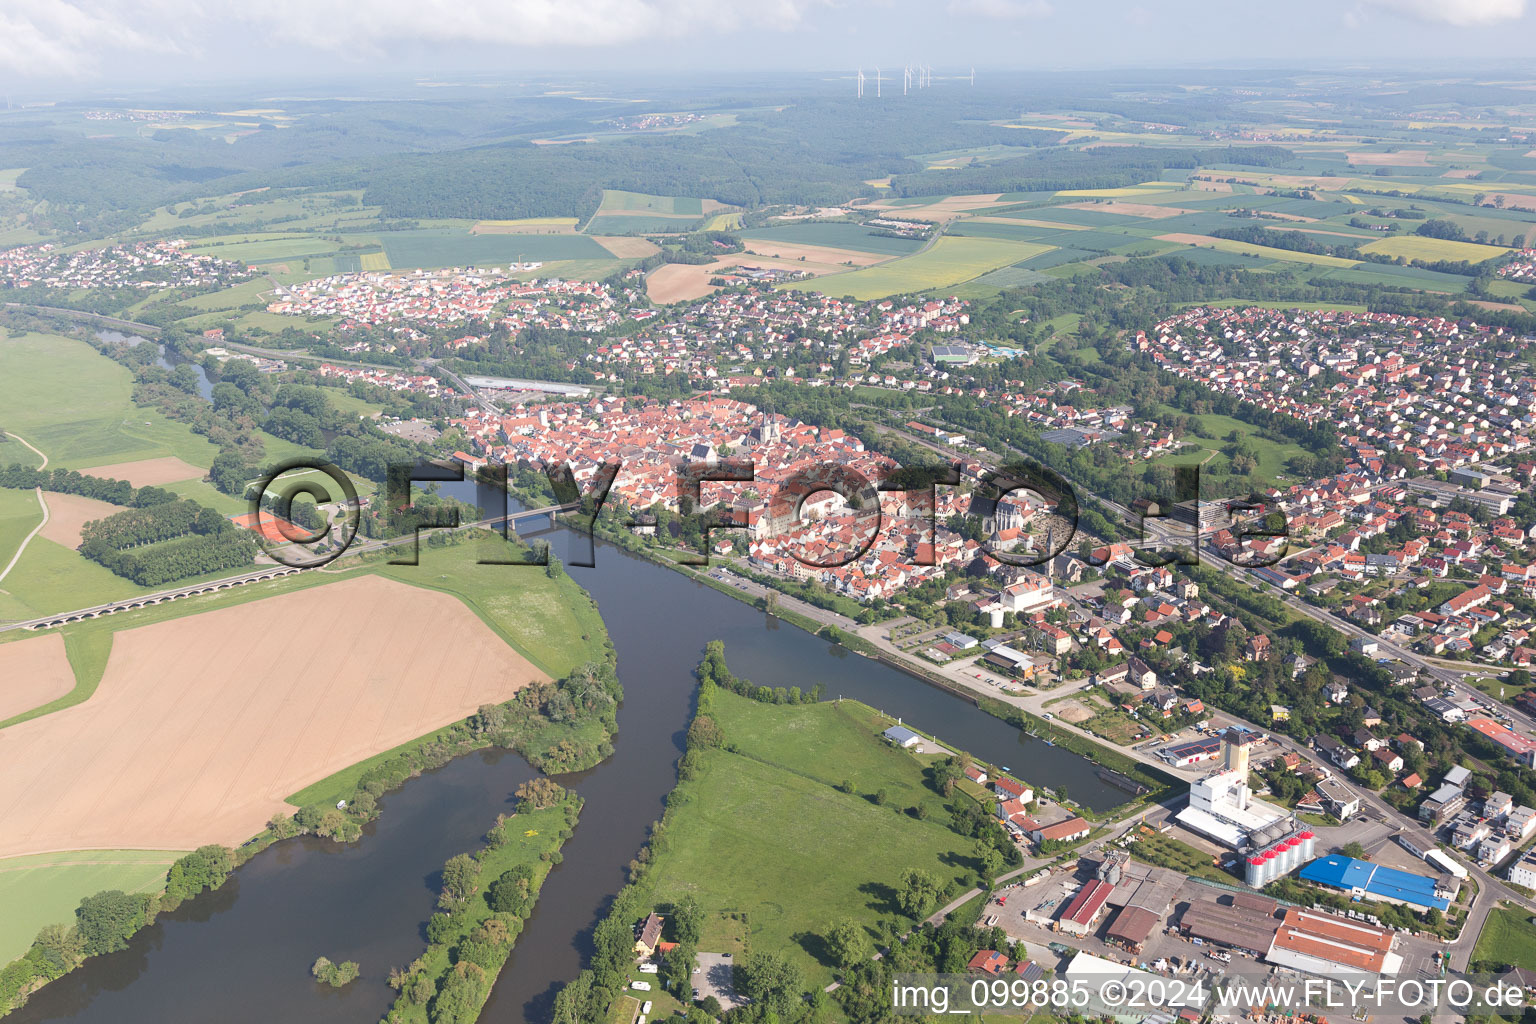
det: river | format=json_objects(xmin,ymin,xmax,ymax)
[
  {"xmin": 9, "ymin": 494, "xmax": 1122, "ymax": 1024},
  {"xmin": 95, "ymin": 330, "xmax": 215, "ymax": 401}
]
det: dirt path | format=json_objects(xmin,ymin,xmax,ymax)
[{"xmin": 0, "ymin": 432, "xmax": 48, "ymax": 585}]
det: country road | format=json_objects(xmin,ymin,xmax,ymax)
[{"xmin": 0, "ymin": 432, "xmax": 49, "ymax": 586}]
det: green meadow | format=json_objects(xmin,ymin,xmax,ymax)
[
  {"xmin": 0, "ymin": 850, "xmax": 184, "ymax": 964},
  {"xmin": 627, "ymin": 693, "xmax": 978, "ymax": 989}
]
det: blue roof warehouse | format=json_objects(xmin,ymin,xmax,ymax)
[{"xmin": 1297, "ymin": 855, "xmax": 1452, "ymax": 913}]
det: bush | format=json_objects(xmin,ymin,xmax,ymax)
[{"xmin": 311, "ymin": 956, "xmax": 360, "ymax": 987}]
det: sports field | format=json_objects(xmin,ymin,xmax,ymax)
[
  {"xmin": 800, "ymin": 236, "xmax": 1053, "ymax": 300},
  {"xmin": 0, "ymin": 850, "xmax": 183, "ymax": 964},
  {"xmin": 0, "ymin": 574, "xmax": 549, "ymax": 859},
  {"xmin": 1359, "ymin": 236, "xmax": 1509, "ymax": 263}
]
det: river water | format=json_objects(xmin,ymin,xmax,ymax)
[
  {"xmin": 95, "ymin": 330, "xmax": 214, "ymax": 401},
  {"xmin": 10, "ymin": 495, "xmax": 1121, "ymax": 1024}
]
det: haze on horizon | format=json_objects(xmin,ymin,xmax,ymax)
[{"xmin": 2, "ymin": 0, "xmax": 1534, "ymax": 93}]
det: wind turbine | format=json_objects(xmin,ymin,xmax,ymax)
[
  {"xmin": 856, "ymin": 67, "xmax": 865, "ymax": 99},
  {"xmin": 970, "ymin": 67, "xmax": 975, "ymax": 86},
  {"xmin": 903, "ymin": 66, "xmax": 911, "ymax": 96},
  {"xmin": 874, "ymin": 66, "xmax": 883, "ymax": 98}
]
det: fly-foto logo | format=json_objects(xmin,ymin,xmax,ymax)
[{"xmin": 248, "ymin": 457, "xmax": 1289, "ymax": 572}]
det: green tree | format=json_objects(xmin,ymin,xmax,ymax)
[
  {"xmin": 824, "ymin": 918, "xmax": 873, "ymax": 971},
  {"xmin": 896, "ymin": 868, "xmax": 944, "ymax": 918},
  {"xmin": 486, "ymin": 865, "xmax": 536, "ymax": 915},
  {"xmin": 739, "ymin": 950, "xmax": 804, "ymax": 1013},
  {"xmin": 671, "ymin": 894, "xmax": 703, "ymax": 946},
  {"xmin": 439, "ymin": 853, "xmax": 481, "ymax": 907},
  {"xmin": 75, "ymin": 891, "xmax": 147, "ymax": 956}
]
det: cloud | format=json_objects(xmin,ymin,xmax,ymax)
[
  {"xmin": 945, "ymin": 0, "xmax": 1053, "ymax": 19},
  {"xmin": 1356, "ymin": 0, "xmax": 1525, "ymax": 25},
  {"xmin": 248, "ymin": 0, "xmax": 816, "ymax": 52},
  {"xmin": 0, "ymin": 0, "xmax": 823, "ymax": 76},
  {"xmin": 0, "ymin": 1, "xmax": 190, "ymax": 77}
]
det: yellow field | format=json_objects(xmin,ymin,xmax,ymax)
[
  {"xmin": 359, "ymin": 251, "xmax": 391, "ymax": 271},
  {"xmin": 793, "ymin": 236, "xmax": 1052, "ymax": 301},
  {"xmin": 1341, "ymin": 194, "xmax": 1364, "ymax": 204},
  {"xmin": 1359, "ymin": 236, "xmax": 1509, "ymax": 263},
  {"xmin": 1156, "ymin": 233, "xmax": 1357, "ymax": 268},
  {"xmin": 1056, "ymin": 183, "xmax": 1179, "ymax": 198},
  {"xmin": 703, "ymin": 212, "xmax": 743, "ymax": 231}
]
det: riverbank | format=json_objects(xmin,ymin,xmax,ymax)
[
  {"xmin": 581, "ymin": 511, "xmax": 1174, "ymax": 821},
  {"xmin": 551, "ymin": 668, "xmax": 1028, "ymax": 1022},
  {"xmin": 382, "ymin": 784, "xmax": 584, "ymax": 1024},
  {"xmin": 0, "ymin": 534, "xmax": 619, "ymax": 1019}
]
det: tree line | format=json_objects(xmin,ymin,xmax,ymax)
[
  {"xmin": 78, "ymin": 498, "xmax": 259, "ymax": 587},
  {"xmin": 0, "ymin": 844, "xmax": 235, "ymax": 1015}
]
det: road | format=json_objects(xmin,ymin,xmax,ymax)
[
  {"xmin": 866, "ymin": 417, "xmax": 1536, "ymax": 956},
  {"xmin": 0, "ymin": 499, "xmax": 579, "ymax": 633},
  {"xmin": 2, "ymin": 302, "xmax": 162, "ymax": 337},
  {"xmin": 0, "ymin": 432, "xmax": 49, "ymax": 586}
]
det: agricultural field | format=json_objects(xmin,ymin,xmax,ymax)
[
  {"xmin": 1154, "ymin": 233, "xmax": 1357, "ymax": 268},
  {"xmin": 377, "ymin": 227, "xmax": 613, "ymax": 268},
  {"xmin": 186, "ymin": 233, "xmax": 348, "ymax": 264},
  {"xmin": 0, "ymin": 574, "xmax": 549, "ymax": 859},
  {"xmin": 798, "ymin": 236, "xmax": 1052, "ymax": 300},
  {"xmin": 1358, "ymin": 236, "xmax": 1510, "ymax": 263},
  {"xmin": 0, "ymin": 632, "xmax": 75, "ymax": 722},
  {"xmin": 0, "ymin": 850, "xmax": 184, "ymax": 964},
  {"xmin": 841, "ymin": 168, "xmax": 1536, "ymax": 300},
  {"xmin": 627, "ymin": 693, "xmax": 977, "ymax": 989},
  {"xmin": 470, "ymin": 216, "xmax": 580, "ymax": 234},
  {"xmin": 582, "ymin": 190, "xmax": 716, "ymax": 234},
  {"xmin": 740, "ymin": 222, "xmax": 924, "ymax": 256},
  {"xmin": 584, "ymin": 214, "xmax": 701, "ymax": 234}
]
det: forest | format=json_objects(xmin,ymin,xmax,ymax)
[{"xmin": 78, "ymin": 498, "xmax": 259, "ymax": 586}]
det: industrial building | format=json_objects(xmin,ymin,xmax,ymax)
[
  {"xmin": 1175, "ymin": 735, "xmax": 1290, "ymax": 850},
  {"xmin": 1063, "ymin": 953, "xmax": 1205, "ymax": 1015},
  {"xmin": 1297, "ymin": 855, "xmax": 1453, "ymax": 913},
  {"xmin": 1057, "ymin": 879, "xmax": 1115, "ymax": 936},
  {"xmin": 1264, "ymin": 907, "xmax": 1402, "ymax": 976},
  {"xmin": 1177, "ymin": 893, "xmax": 1281, "ymax": 956},
  {"xmin": 1243, "ymin": 825, "xmax": 1318, "ymax": 888}
]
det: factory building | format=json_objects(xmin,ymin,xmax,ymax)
[
  {"xmin": 1243, "ymin": 826, "xmax": 1318, "ymax": 888},
  {"xmin": 1297, "ymin": 855, "xmax": 1453, "ymax": 913}
]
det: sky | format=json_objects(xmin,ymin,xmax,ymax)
[{"xmin": 1, "ymin": 0, "xmax": 1533, "ymax": 90}]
